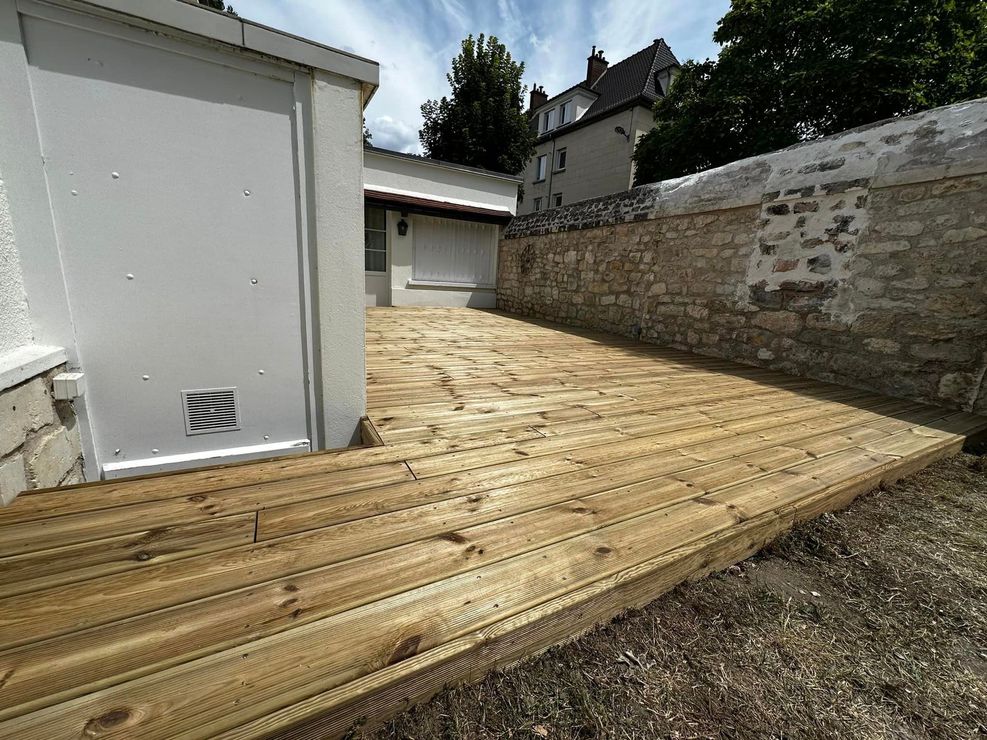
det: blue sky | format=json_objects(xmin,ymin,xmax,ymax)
[{"xmin": 234, "ymin": 0, "xmax": 730, "ymax": 153}]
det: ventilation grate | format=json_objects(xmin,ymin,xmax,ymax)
[{"xmin": 181, "ymin": 387, "xmax": 241, "ymax": 436}]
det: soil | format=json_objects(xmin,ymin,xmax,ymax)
[{"xmin": 360, "ymin": 450, "xmax": 987, "ymax": 740}]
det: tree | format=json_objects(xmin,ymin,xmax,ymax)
[
  {"xmin": 633, "ymin": 0, "xmax": 987, "ymax": 185},
  {"xmin": 197, "ymin": 0, "xmax": 238, "ymax": 16},
  {"xmin": 363, "ymin": 118, "xmax": 373, "ymax": 146},
  {"xmin": 420, "ymin": 34, "xmax": 535, "ymax": 175}
]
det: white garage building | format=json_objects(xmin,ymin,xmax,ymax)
[
  {"xmin": 363, "ymin": 146, "xmax": 520, "ymax": 308},
  {"xmin": 0, "ymin": 0, "xmax": 378, "ymax": 484}
]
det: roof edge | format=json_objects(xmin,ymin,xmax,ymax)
[
  {"xmin": 61, "ymin": 0, "xmax": 380, "ymax": 90},
  {"xmin": 365, "ymin": 146, "xmax": 523, "ymax": 183}
]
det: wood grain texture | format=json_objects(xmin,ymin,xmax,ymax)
[{"xmin": 0, "ymin": 307, "xmax": 982, "ymax": 739}]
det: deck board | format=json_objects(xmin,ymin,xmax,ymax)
[{"xmin": 0, "ymin": 306, "xmax": 983, "ymax": 738}]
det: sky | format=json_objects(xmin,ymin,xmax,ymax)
[{"xmin": 233, "ymin": 0, "xmax": 731, "ymax": 153}]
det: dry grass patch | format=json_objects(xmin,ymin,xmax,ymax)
[{"xmin": 361, "ymin": 451, "xmax": 987, "ymax": 739}]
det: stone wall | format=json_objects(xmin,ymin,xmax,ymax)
[
  {"xmin": 499, "ymin": 99, "xmax": 987, "ymax": 414},
  {"xmin": 0, "ymin": 365, "xmax": 83, "ymax": 505}
]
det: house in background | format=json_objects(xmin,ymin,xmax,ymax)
[
  {"xmin": 519, "ymin": 39, "xmax": 680, "ymax": 215},
  {"xmin": 363, "ymin": 146, "xmax": 520, "ymax": 308}
]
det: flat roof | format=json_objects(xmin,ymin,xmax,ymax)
[
  {"xmin": 72, "ymin": 0, "xmax": 379, "ymax": 102},
  {"xmin": 365, "ymin": 146, "xmax": 523, "ymax": 183},
  {"xmin": 364, "ymin": 187, "xmax": 513, "ymax": 224}
]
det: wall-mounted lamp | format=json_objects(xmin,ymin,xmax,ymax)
[
  {"xmin": 614, "ymin": 125, "xmax": 630, "ymax": 142},
  {"xmin": 397, "ymin": 218, "xmax": 409, "ymax": 236}
]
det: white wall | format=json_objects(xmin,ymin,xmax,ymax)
[
  {"xmin": 387, "ymin": 212, "xmax": 499, "ymax": 308},
  {"xmin": 0, "ymin": 170, "xmax": 32, "ymax": 356},
  {"xmin": 0, "ymin": 0, "xmax": 378, "ymax": 478},
  {"xmin": 364, "ymin": 150, "xmax": 518, "ymax": 215},
  {"xmin": 364, "ymin": 149, "xmax": 516, "ymax": 308},
  {"xmin": 312, "ymin": 70, "xmax": 368, "ymax": 446}
]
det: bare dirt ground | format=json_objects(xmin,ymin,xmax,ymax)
[{"xmin": 361, "ymin": 449, "xmax": 987, "ymax": 740}]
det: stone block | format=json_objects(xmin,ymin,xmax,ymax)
[
  {"xmin": 909, "ymin": 342, "xmax": 976, "ymax": 363},
  {"xmin": 0, "ymin": 454, "xmax": 27, "ymax": 506},
  {"xmin": 874, "ymin": 220, "xmax": 924, "ymax": 237},
  {"xmin": 752, "ymin": 310, "xmax": 803, "ymax": 335},
  {"xmin": 942, "ymin": 227, "xmax": 987, "ymax": 244},
  {"xmin": 0, "ymin": 378, "xmax": 56, "ymax": 458},
  {"xmin": 854, "ymin": 277, "xmax": 885, "ymax": 298},
  {"xmin": 856, "ymin": 239, "xmax": 912, "ymax": 256},
  {"xmin": 863, "ymin": 337, "xmax": 900, "ymax": 355},
  {"xmin": 27, "ymin": 425, "xmax": 82, "ymax": 490}
]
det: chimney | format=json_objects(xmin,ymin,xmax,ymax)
[
  {"xmin": 586, "ymin": 45, "xmax": 608, "ymax": 87},
  {"xmin": 529, "ymin": 84, "xmax": 548, "ymax": 111}
]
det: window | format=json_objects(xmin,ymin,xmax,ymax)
[
  {"xmin": 413, "ymin": 216, "xmax": 497, "ymax": 286},
  {"xmin": 533, "ymin": 197, "xmax": 542, "ymax": 212},
  {"xmin": 535, "ymin": 154, "xmax": 547, "ymax": 182},
  {"xmin": 541, "ymin": 108, "xmax": 555, "ymax": 132},
  {"xmin": 558, "ymin": 100, "xmax": 572, "ymax": 125},
  {"xmin": 364, "ymin": 206, "xmax": 387, "ymax": 273},
  {"xmin": 553, "ymin": 193, "xmax": 563, "ymax": 207},
  {"xmin": 555, "ymin": 148, "xmax": 567, "ymax": 171}
]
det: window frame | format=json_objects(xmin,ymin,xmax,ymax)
[
  {"xmin": 554, "ymin": 148, "xmax": 567, "ymax": 172},
  {"xmin": 364, "ymin": 205, "xmax": 388, "ymax": 274},
  {"xmin": 553, "ymin": 193, "xmax": 563, "ymax": 207},
  {"xmin": 534, "ymin": 154, "xmax": 547, "ymax": 182},
  {"xmin": 558, "ymin": 100, "xmax": 572, "ymax": 125},
  {"xmin": 541, "ymin": 108, "xmax": 555, "ymax": 133},
  {"xmin": 533, "ymin": 197, "xmax": 542, "ymax": 212}
]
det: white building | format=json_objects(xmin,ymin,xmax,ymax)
[
  {"xmin": 0, "ymin": 0, "xmax": 378, "ymax": 487},
  {"xmin": 363, "ymin": 146, "xmax": 520, "ymax": 308},
  {"xmin": 519, "ymin": 40, "xmax": 680, "ymax": 215}
]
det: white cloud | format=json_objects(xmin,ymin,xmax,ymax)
[
  {"xmin": 371, "ymin": 115, "xmax": 419, "ymax": 152},
  {"xmin": 231, "ymin": 0, "xmax": 729, "ymax": 153}
]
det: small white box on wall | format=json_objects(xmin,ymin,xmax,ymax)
[{"xmin": 53, "ymin": 372, "xmax": 86, "ymax": 401}]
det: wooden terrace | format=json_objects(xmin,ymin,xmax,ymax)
[{"xmin": 0, "ymin": 307, "xmax": 984, "ymax": 738}]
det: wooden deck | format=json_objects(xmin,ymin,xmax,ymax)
[{"xmin": 0, "ymin": 307, "xmax": 984, "ymax": 739}]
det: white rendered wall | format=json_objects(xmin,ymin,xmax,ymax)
[
  {"xmin": 312, "ymin": 70, "xmax": 367, "ymax": 446},
  {"xmin": 0, "ymin": 171, "xmax": 32, "ymax": 355},
  {"xmin": 364, "ymin": 151, "xmax": 518, "ymax": 215},
  {"xmin": 387, "ymin": 212, "xmax": 498, "ymax": 308},
  {"xmin": 0, "ymin": 0, "xmax": 374, "ymax": 478},
  {"xmin": 364, "ymin": 150, "xmax": 514, "ymax": 308}
]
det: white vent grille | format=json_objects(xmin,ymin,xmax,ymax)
[{"xmin": 181, "ymin": 387, "xmax": 240, "ymax": 436}]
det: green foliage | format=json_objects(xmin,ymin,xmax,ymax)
[
  {"xmin": 420, "ymin": 34, "xmax": 535, "ymax": 175},
  {"xmin": 633, "ymin": 0, "xmax": 987, "ymax": 185},
  {"xmin": 197, "ymin": 0, "xmax": 238, "ymax": 16},
  {"xmin": 363, "ymin": 118, "xmax": 373, "ymax": 146}
]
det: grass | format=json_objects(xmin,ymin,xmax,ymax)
[{"xmin": 361, "ymin": 451, "xmax": 987, "ymax": 739}]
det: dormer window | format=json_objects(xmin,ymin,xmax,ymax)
[
  {"xmin": 541, "ymin": 108, "xmax": 555, "ymax": 133},
  {"xmin": 558, "ymin": 100, "xmax": 572, "ymax": 125}
]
